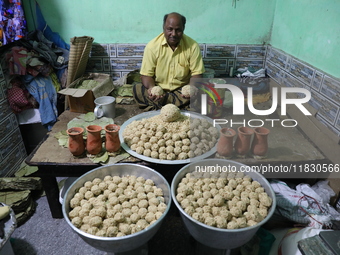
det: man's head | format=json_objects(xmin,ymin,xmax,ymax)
[{"xmin": 163, "ymin": 12, "xmax": 186, "ymax": 49}]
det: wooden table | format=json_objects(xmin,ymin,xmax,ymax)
[
  {"xmin": 26, "ymin": 103, "xmax": 330, "ymax": 218},
  {"xmin": 26, "ymin": 105, "xmax": 145, "ymax": 218}
]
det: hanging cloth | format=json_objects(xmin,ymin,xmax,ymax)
[{"xmin": 23, "ymin": 75, "xmax": 58, "ymax": 130}]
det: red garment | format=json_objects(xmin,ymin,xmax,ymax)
[
  {"xmin": 6, "ymin": 46, "xmax": 53, "ymax": 77},
  {"xmin": 6, "ymin": 46, "xmax": 28, "ymax": 75},
  {"xmin": 7, "ymin": 78, "xmax": 36, "ymax": 113}
]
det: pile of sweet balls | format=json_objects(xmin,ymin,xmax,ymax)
[
  {"xmin": 68, "ymin": 175, "xmax": 167, "ymax": 237},
  {"xmin": 176, "ymin": 171, "xmax": 272, "ymax": 229}
]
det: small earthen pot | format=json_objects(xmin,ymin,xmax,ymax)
[
  {"xmin": 67, "ymin": 127, "xmax": 85, "ymax": 156},
  {"xmin": 251, "ymin": 127, "xmax": 270, "ymax": 158},
  {"xmin": 104, "ymin": 124, "xmax": 121, "ymax": 153},
  {"xmin": 234, "ymin": 126, "xmax": 254, "ymax": 157},
  {"xmin": 86, "ymin": 125, "xmax": 102, "ymax": 155},
  {"xmin": 216, "ymin": 127, "xmax": 236, "ymax": 157}
]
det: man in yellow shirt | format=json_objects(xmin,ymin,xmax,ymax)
[{"xmin": 133, "ymin": 12, "xmax": 205, "ymax": 111}]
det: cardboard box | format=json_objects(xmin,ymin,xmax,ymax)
[{"xmin": 58, "ymin": 73, "xmax": 114, "ymax": 113}]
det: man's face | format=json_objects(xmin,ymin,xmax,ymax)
[{"xmin": 163, "ymin": 15, "xmax": 184, "ymax": 49}]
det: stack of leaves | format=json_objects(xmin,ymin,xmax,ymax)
[
  {"xmin": 75, "ymin": 79, "xmax": 100, "ymax": 90},
  {"xmin": 111, "ymin": 84, "xmax": 135, "ymax": 104},
  {"xmin": 0, "ymin": 164, "xmax": 42, "ymax": 226}
]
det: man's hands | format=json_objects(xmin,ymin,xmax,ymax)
[
  {"xmin": 181, "ymin": 92, "xmax": 190, "ymax": 99},
  {"xmin": 147, "ymin": 86, "xmax": 165, "ymax": 101},
  {"xmin": 141, "ymin": 74, "xmax": 202, "ymax": 101},
  {"xmin": 182, "ymin": 74, "xmax": 201, "ymax": 99},
  {"xmin": 141, "ymin": 75, "xmax": 164, "ymax": 102}
]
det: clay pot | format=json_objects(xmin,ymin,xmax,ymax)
[
  {"xmin": 234, "ymin": 127, "xmax": 254, "ymax": 157},
  {"xmin": 104, "ymin": 124, "xmax": 121, "ymax": 153},
  {"xmin": 86, "ymin": 125, "xmax": 102, "ymax": 155},
  {"xmin": 67, "ymin": 127, "xmax": 85, "ymax": 156},
  {"xmin": 216, "ymin": 127, "xmax": 236, "ymax": 157},
  {"xmin": 251, "ymin": 127, "xmax": 270, "ymax": 158}
]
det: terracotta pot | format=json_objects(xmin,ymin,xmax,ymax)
[
  {"xmin": 67, "ymin": 127, "xmax": 85, "ymax": 156},
  {"xmin": 234, "ymin": 126, "xmax": 254, "ymax": 157},
  {"xmin": 86, "ymin": 125, "xmax": 102, "ymax": 155},
  {"xmin": 251, "ymin": 127, "xmax": 270, "ymax": 157},
  {"xmin": 216, "ymin": 127, "xmax": 236, "ymax": 157},
  {"xmin": 105, "ymin": 124, "xmax": 121, "ymax": 153}
]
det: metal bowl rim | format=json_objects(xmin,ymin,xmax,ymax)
[{"xmin": 0, "ymin": 202, "xmax": 17, "ymax": 247}]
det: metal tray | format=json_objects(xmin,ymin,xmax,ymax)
[{"xmin": 119, "ymin": 110, "xmax": 220, "ymax": 165}]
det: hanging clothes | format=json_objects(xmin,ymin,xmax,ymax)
[
  {"xmin": 0, "ymin": 0, "xmax": 27, "ymax": 46},
  {"xmin": 23, "ymin": 74, "xmax": 58, "ymax": 131},
  {"xmin": 7, "ymin": 77, "xmax": 37, "ymax": 113}
]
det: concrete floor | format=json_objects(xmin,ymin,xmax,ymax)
[
  {"xmin": 9, "ymin": 190, "xmax": 197, "ymax": 255},
  {"xmin": 9, "ymin": 188, "xmax": 244, "ymax": 255},
  {"xmin": 11, "ymin": 194, "xmax": 108, "ymax": 255}
]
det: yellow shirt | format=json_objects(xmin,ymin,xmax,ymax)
[{"xmin": 140, "ymin": 33, "xmax": 205, "ymax": 91}]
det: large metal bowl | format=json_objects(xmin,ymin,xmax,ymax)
[
  {"xmin": 62, "ymin": 163, "xmax": 171, "ymax": 253},
  {"xmin": 171, "ymin": 159, "xmax": 276, "ymax": 250},
  {"xmin": 119, "ymin": 110, "xmax": 221, "ymax": 165}
]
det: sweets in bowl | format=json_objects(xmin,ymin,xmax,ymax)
[
  {"xmin": 171, "ymin": 159, "xmax": 276, "ymax": 250},
  {"xmin": 62, "ymin": 164, "xmax": 171, "ymax": 253},
  {"xmin": 122, "ymin": 104, "xmax": 219, "ymax": 161}
]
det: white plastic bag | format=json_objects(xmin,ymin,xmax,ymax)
[
  {"xmin": 311, "ymin": 180, "xmax": 335, "ymax": 204},
  {"xmin": 236, "ymin": 67, "xmax": 266, "ymax": 78},
  {"xmin": 271, "ymin": 180, "xmax": 340, "ymax": 228}
]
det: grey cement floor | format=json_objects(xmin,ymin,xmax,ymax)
[
  {"xmin": 9, "ymin": 192, "xmax": 197, "ymax": 255},
  {"xmin": 8, "ymin": 175, "xmax": 246, "ymax": 255},
  {"xmin": 9, "ymin": 194, "xmax": 243, "ymax": 255},
  {"xmin": 11, "ymin": 194, "xmax": 109, "ymax": 255}
]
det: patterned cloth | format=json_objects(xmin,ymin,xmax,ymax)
[
  {"xmin": 6, "ymin": 46, "xmax": 53, "ymax": 77},
  {"xmin": 6, "ymin": 46, "xmax": 30, "ymax": 75},
  {"xmin": 0, "ymin": 0, "xmax": 27, "ymax": 46},
  {"xmin": 7, "ymin": 78, "xmax": 36, "ymax": 113}
]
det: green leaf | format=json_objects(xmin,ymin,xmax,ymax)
[
  {"xmin": 90, "ymin": 151, "xmax": 109, "ymax": 164},
  {"xmin": 54, "ymin": 131, "xmax": 68, "ymax": 139},
  {"xmin": 15, "ymin": 161, "xmax": 39, "ymax": 177},
  {"xmin": 67, "ymin": 114, "xmax": 113, "ymax": 131},
  {"xmin": 105, "ymin": 152, "xmax": 130, "ymax": 165},
  {"xmin": 67, "ymin": 119, "xmax": 85, "ymax": 130},
  {"xmin": 83, "ymin": 112, "xmax": 96, "ymax": 122},
  {"xmin": 58, "ymin": 137, "xmax": 68, "ymax": 147}
]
